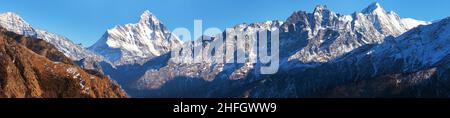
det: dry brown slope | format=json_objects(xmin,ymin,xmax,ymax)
[{"xmin": 0, "ymin": 27, "xmax": 127, "ymax": 98}]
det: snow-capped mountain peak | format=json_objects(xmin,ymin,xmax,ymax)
[
  {"xmin": 362, "ymin": 2, "xmax": 385, "ymax": 14},
  {"xmin": 313, "ymin": 5, "xmax": 328, "ymax": 12},
  {"xmin": 0, "ymin": 12, "xmax": 103, "ymax": 61},
  {"xmin": 0, "ymin": 12, "xmax": 37, "ymax": 36},
  {"xmin": 0, "ymin": 12, "xmax": 25, "ymax": 22},
  {"xmin": 89, "ymin": 10, "xmax": 181, "ymax": 65},
  {"xmin": 139, "ymin": 10, "xmax": 160, "ymax": 25},
  {"xmin": 281, "ymin": 3, "xmax": 430, "ymax": 64}
]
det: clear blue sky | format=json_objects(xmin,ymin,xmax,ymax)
[{"xmin": 1, "ymin": 0, "xmax": 449, "ymax": 47}]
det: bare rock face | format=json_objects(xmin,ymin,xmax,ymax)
[{"xmin": 0, "ymin": 27, "xmax": 127, "ymax": 98}]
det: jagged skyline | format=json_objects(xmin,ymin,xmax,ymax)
[
  {"xmin": 2, "ymin": 0, "xmax": 450, "ymax": 98},
  {"xmin": 0, "ymin": 0, "xmax": 448, "ymax": 47}
]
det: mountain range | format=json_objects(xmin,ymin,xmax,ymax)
[{"xmin": 2, "ymin": 2, "xmax": 450, "ymax": 98}]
